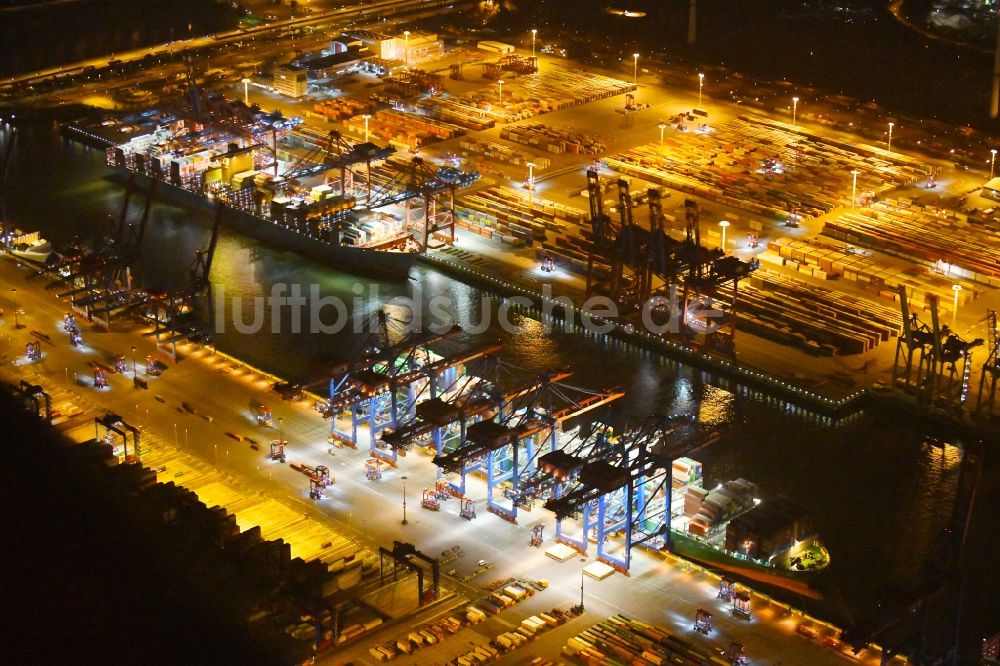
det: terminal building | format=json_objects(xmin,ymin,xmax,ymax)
[
  {"xmin": 272, "ymin": 64, "xmax": 308, "ymax": 98},
  {"xmin": 341, "ymin": 30, "xmax": 443, "ymax": 65}
]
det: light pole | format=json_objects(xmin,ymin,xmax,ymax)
[
  {"xmin": 658, "ymin": 120, "xmax": 666, "ymax": 144},
  {"xmin": 131, "ymin": 345, "xmax": 137, "ymax": 376},
  {"xmin": 526, "ymin": 162, "xmax": 535, "ymax": 190},
  {"xmin": 719, "ymin": 220, "xmax": 730, "ymax": 254},
  {"xmin": 632, "ymin": 53, "xmax": 639, "ymax": 85},
  {"xmin": 363, "ymin": 114, "xmax": 370, "ymax": 142},
  {"xmin": 531, "ymin": 29, "xmax": 537, "ymax": 58},
  {"xmin": 579, "ymin": 557, "xmax": 587, "ymax": 611},
  {"xmin": 403, "ymin": 30, "xmax": 410, "ymax": 68},
  {"xmin": 497, "ymin": 79, "xmax": 504, "ymax": 108},
  {"xmin": 887, "ymin": 122, "xmax": 894, "ymax": 152},
  {"xmin": 991, "ymin": 149, "xmax": 997, "ymax": 180},
  {"xmin": 241, "ymin": 77, "xmax": 250, "ymax": 105},
  {"xmin": 851, "ymin": 169, "xmax": 860, "ymax": 207},
  {"xmin": 401, "ymin": 475, "xmax": 408, "ymax": 525},
  {"xmin": 11, "ymin": 288, "xmax": 20, "ymax": 329},
  {"xmin": 952, "ymin": 284, "xmax": 962, "ymax": 323},
  {"xmin": 698, "ymin": 72, "xmax": 704, "ymax": 106},
  {"xmin": 792, "ymin": 96, "xmax": 799, "ymax": 125}
]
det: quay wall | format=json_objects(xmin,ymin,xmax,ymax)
[{"xmin": 418, "ymin": 253, "xmax": 866, "ymax": 416}]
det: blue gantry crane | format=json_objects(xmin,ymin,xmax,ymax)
[
  {"xmin": 430, "ymin": 369, "xmax": 623, "ymax": 523},
  {"xmin": 321, "ymin": 309, "xmax": 491, "ymax": 465},
  {"xmin": 379, "ymin": 347, "xmax": 505, "ymax": 467},
  {"xmin": 518, "ymin": 413, "xmax": 725, "ymax": 572}
]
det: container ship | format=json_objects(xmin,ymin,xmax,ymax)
[
  {"xmin": 669, "ymin": 457, "xmax": 829, "ymax": 578},
  {"xmin": 64, "ymin": 96, "xmax": 478, "ymax": 282}
]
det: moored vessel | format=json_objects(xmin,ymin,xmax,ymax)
[
  {"xmin": 671, "ymin": 457, "xmax": 829, "ymax": 579},
  {"xmin": 63, "ymin": 100, "xmax": 478, "ymax": 283}
]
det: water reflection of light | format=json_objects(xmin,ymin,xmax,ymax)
[
  {"xmin": 889, "ymin": 438, "xmax": 963, "ymax": 582},
  {"xmin": 382, "ymin": 301, "xmax": 412, "ymax": 331},
  {"xmin": 672, "ymin": 378, "xmax": 693, "ymax": 412},
  {"xmin": 631, "ymin": 362, "xmax": 661, "ymax": 401},
  {"xmin": 509, "ymin": 316, "xmax": 559, "ymax": 366},
  {"xmin": 697, "ymin": 385, "xmax": 734, "ymax": 425},
  {"xmin": 930, "ymin": 440, "xmax": 962, "ymax": 470}
]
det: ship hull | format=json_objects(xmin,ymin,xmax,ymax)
[
  {"xmin": 670, "ymin": 530, "xmax": 820, "ymax": 580},
  {"xmin": 109, "ymin": 169, "xmax": 417, "ymax": 282},
  {"xmin": 10, "ymin": 246, "xmax": 54, "ymax": 264}
]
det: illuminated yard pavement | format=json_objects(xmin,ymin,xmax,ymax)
[
  {"xmin": 0, "ymin": 256, "xmax": 900, "ymax": 665},
  {"xmin": 409, "ymin": 52, "xmax": 1000, "ymax": 402}
]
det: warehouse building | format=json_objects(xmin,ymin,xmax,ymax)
[
  {"xmin": 982, "ymin": 177, "xmax": 1000, "ymax": 202},
  {"xmin": 297, "ymin": 45, "xmax": 372, "ymax": 80}
]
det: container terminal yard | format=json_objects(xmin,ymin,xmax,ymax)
[
  {"xmin": 0, "ymin": 0, "xmax": 997, "ymax": 664},
  {"xmin": 0, "ymin": 255, "xmax": 918, "ymax": 666},
  {"xmin": 40, "ymin": 21, "xmax": 1000, "ymax": 420}
]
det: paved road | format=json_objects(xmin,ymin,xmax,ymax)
[
  {"xmin": 0, "ymin": 255, "xmax": 900, "ymax": 666},
  {"xmin": 0, "ymin": 0, "xmax": 467, "ymax": 97}
]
